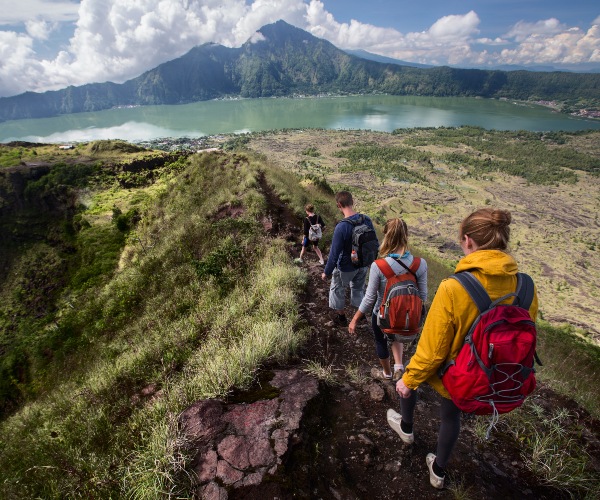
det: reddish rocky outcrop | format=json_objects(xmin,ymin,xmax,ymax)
[{"xmin": 179, "ymin": 369, "xmax": 318, "ymax": 498}]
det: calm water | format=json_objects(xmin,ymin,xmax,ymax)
[{"xmin": 1, "ymin": 95, "xmax": 599, "ymax": 143}]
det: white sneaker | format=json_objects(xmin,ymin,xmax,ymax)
[
  {"xmin": 386, "ymin": 409, "xmax": 414, "ymax": 444},
  {"xmin": 370, "ymin": 367, "xmax": 392, "ymax": 380},
  {"xmin": 426, "ymin": 453, "xmax": 445, "ymax": 489},
  {"xmin": 392, "ymin": 364, "xmax": 404, "ymax": 381}
]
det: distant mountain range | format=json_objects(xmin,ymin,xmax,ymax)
[
  {"xmin": 343, "ymin": 49, "xmax": 433, "ymax": 69},
  {"xmin": 346, "ymin": 49, "xmax": 600, "ymax": 74},
  {"xmin": 1, "ymin": 20, "xmax": 599, "ymax": 123}
]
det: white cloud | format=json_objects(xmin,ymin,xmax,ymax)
[
  {"xmin": 306, "ymin": 11, "xmax": 400, "ymax": 50},
  {"xmin": 505, "ymin": 18, "xmax": 566, "ymax": 42},
  {"xmin": 0, "ymin": 1, "xmax": 79, "ymax": 25},
  {"xmin": 593, "ymin": 15, "xmax": 600, "ymax": 26},
  {"xmin": 25, "ymin": 19, "xmax": 56, "ymax": 40},
  {"xmin": 249, "ymin": 32, "xmax": 266, "ymax": 44},
  {"xmin": 428, "ymin": 11, "xmax": 480, "ymax": 40},
  {"xmin": 476, "ymin": 37, "xmax": 508, "ymax": 46},
  {"xmin": 0, "ymin": 31, "xmax": 47, "ymax": 96},
  {"xmin": 495, "ymin": 24, "xmax": 600, "ymax": 65}
]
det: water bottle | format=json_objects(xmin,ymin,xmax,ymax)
[{"xmin": 351, "ymin": 249, "xmax": 359, "ymax": 265}]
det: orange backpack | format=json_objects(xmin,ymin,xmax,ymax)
[{"xmin": 376, "ymin": 257, "xmax": 424, "ymax": 336}]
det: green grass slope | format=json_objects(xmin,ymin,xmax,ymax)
[{"xmin": 0, "ymin": 149, "xmax": 320, "ymax": 497}]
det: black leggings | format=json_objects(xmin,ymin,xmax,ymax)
[{"xmin": 399, "ymin": 390, "xmax": 461, "ymax": 469}]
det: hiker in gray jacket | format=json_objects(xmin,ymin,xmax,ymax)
[{"xmin": 348, "ymin": 218, "xmax": 428, "ymax": 380}]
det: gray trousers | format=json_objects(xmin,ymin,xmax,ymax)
[{"xmin": 328, "ymin": 267, "xmax": 368, "ymax": 311}]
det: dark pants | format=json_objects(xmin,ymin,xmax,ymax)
[
  {"xmin": 371, "ymin": 313, "xmax": 390, "ymax": 359},
  {"xmin": 399, "ymin": 390, "xmax": 461, "ymax": 469},
  {"xmin": 371, "ymin": 313, "xmax": 416, "ymax": 359}
]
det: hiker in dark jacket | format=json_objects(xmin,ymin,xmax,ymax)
[
  {"xmin": 321, "ymin": 191, "xmax": 378, "ymax": 327},
  {"xmin": 299, "ymin": 203, "xmax": 326, "ymax": 264}
]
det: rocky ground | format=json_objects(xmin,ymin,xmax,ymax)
[
  {"xmin": 181, "ymin": 181, "xmax": 599, "ymax": 499},
  {"xmin": 187, "ymin": 253, "xmax": 598, "ymax": 499}
]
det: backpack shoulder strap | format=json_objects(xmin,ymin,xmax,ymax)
[
  {"xmin": 343, "ymin": 214, "xmax": 364, "ymax": 226},
  {"xmin": 409, "ymin": 257, "xmax": 421, "ymax": 274},
  {"xmin": 450, "ymin": 272, "xmax": 492, "ymax": 313},
  {"xmin": 375, "ymin": 258, "xmax": 396, "ymax": 279},
  {"xmin": 515, "ymin": 273, "xmax": 535, "ymax": 310},
  {"xmin": 394, "ymin": 257, "xmax": 420, "ymax": 280}
]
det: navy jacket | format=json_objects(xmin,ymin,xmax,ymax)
[{"xmin": 323, "ymin": 213, "xmax": 377, "ymax": 275}]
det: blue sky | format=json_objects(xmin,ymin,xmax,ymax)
[
  {"xmin": 324, "ymin": 0, "xmax": 595, "ymax": 37},
  {"xmin": 0, "ymin": 0, "xmax": 598, "ymax": 98}
]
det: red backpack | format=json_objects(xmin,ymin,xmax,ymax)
[
  {"xmin": 440, "ymin": 271, "xmax": 539, "ymax": 417},
  {"xmin": 375, "ymin": 257, "xmax": 424, "ymax": 336}
]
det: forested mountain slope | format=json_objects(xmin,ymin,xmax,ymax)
[{"xmin": 0, "ymin": 20, "xmax": 598, "ymax": 122}]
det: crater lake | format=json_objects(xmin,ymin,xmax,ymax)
[{"xmin": 1, "ymin": 95, "xmax": 600, "ymax": 143}]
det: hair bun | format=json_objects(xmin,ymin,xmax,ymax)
[{"xmin": 491, "ymin": 209, "xmax": 511, "ymax": 227}]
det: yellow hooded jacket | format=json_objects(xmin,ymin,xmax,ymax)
[{"xmin": 402, "ymin": 249, "xmax": 539, "ymax": 399}]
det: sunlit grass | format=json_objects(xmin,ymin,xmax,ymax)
[
  {"xmin": 344, "ymin": 362, "xmax": 369, "ymax": 385},
  {"xmin": 535, "ymin": 321, "xmax": 600, "ymax": 418},
  {"xmin": 302, "ymin": 360, "xmax": 339, "ymax": 386},
  {"xmin": 447, "ymin": 477, "xmax": 475, "ymax": 500},
  {"xmin": 0, "ymin": 152, "xmax": 308, "ymax": 498},
  {"xmin": 501, "ymin": 399, "xmax": 598, "ymax": 496}
]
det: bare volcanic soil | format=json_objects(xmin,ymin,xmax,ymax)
[{"xmin": 187, "ymin": 183, "xmax": 599, "ymax": 499}]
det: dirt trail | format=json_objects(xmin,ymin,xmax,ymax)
[
  {"xmin": 226, "ymin": 177, "xmax": 598, "ymax": 499},
  {"xmin": 252, "ymin": 258, "xmax": 571, "ymax": 499}
]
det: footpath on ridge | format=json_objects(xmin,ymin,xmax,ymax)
[{"xmin": 183, "ymin": 180, "xmax": 595, "ymax": 499}]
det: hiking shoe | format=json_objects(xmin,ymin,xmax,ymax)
[
  {"xmin": 426, "ymin": 453, "xmax": 445, "ymax": 489},
  {"xmin": 386, "ymin": 409, "xmax": 414, "ymax": 444},
  {"xmin": 370, "ymin": 367, "xmax": 393, "ymax": 380},
  {"xmin": 333, "ymin": 314, "xmax": 348, "ymax": 327},
  {"xmin": 392, "ymin": 365, "xmax": 405, "ymax": 381}
]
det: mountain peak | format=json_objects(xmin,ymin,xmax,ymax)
[{"xmin": 253, "ymin": 19, "xmax": 320, "ymax": 45}]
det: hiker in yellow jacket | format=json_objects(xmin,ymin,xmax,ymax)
[{"xmin": 387, "ymin": 208, "xmax": 539, "ymax": 490}]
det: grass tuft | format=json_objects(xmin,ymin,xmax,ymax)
[
  {"xmin": 344, "ymin": 362, "xmax": 369, "ymax": 385},
  {"xmin": 303, "ymin": 360, "xmax": 339, "ymax": 386}
]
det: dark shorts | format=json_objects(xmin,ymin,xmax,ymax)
[
  {"xmin": 371, "ymin": 313, "xmax": 417, "ymax": 359},
  {"xmin": 302, "ymin": 236, "xmax": 319, "ymax": 247}
]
